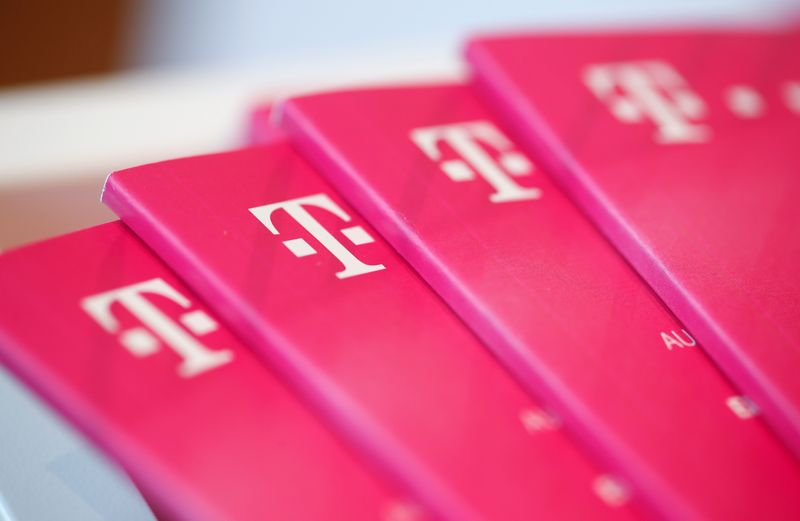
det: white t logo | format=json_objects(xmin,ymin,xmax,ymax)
[
  {"xmin": 249, "ymin": 193, "xmax": 385, "ymax": 279},
  {"xmin": 81, "ymin": 278, "xmax": 233, "ymax": 378},
  {"xmin": 785, "ymin": 81, "xmax": 800, "ymax": 114},
  {"xmin": 410, "ymin": 120, "xmax": 542, "ymax": 203},
  {"xmin": 584, "ymin": 60, "xmax": 710, "ymax": 144}
]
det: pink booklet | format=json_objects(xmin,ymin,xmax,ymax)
[
  {"xmin": 466, "ymin": 28, "xmax": 800, "ymax": 458},
  {"xmin": 276, "ymin": 83, "xmax": 800, "ymax": 521},
  {"xmin": 0, "ymin": 222, "xmax": 408, "ymax": 521},
  {"xmin": 103, "ymin": 141, "xmax": 641, "ymax": 521}
]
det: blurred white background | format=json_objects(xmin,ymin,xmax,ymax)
[
  {"xmin": 126, "ymin": 0, "xmax": 798, "ymax": 69},
  {"xmin": 1, "ymin": 0, "xmax": 798, "ymax": 250}
]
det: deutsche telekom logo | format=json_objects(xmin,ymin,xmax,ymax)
[
  {"xmin": 410, "ymin": 120, "xmax": 542, "ymax": 203},
  {"xmin": 249, "ymin": 193, "xmax": 385, "ymax": 279},
  {"xmin": 585, "ymin": 60, "xmax": 800, "ymax": 144},
  {"xmin": 81, "ymin": 278, "xmax": 234, "ymax": 378},
  {"xmin": 584, "ymin": 60, "xmax": 711, "ymax": 144}
]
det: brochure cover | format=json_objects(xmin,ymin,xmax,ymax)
[
  {"xmin": 103, "ymin": 141, "xmax": 639, "ymax": 521},
  {"xmin": 466, "ymin": 29, "xmax": 800, "ymax": 458},
  {"xmin": 277, "ymin": 83, "xmax": 800, "ymax": 521},
  {"xmin": 0, "ymin": 222, "xmax": 405, "ymax": 521}
]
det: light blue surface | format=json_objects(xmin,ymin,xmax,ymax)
[{"xmin": 0, "ymin": 366, "xmax": 155, "ymax": 521}]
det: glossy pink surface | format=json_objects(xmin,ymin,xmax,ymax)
[
  {"xmin": 0, "ymin": 222, "xmax": 400, "ymax": 521},
  {"xmin": 279, "ymin": 83, "xmax": 800, "ymax": 521},
  {"xmin": 467, "ymin": 29, "xmax": 800, "ymax": 459},
  {"xmin": 103, "ymin": 142, "xmax": 640, "ymax": 521}
]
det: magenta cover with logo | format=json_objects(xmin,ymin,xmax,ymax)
[
  {"xmin": 466, "ymin": 29, "xmax": 800, "ymax": 459},
  {"xmin": 0, "ymin": 222, "xmax": 409, "ymax": 521},
  {"xmin": 276, "ymin": 83, "xmax": 800, "ymax": 521},
  {"xmin": 102, "ymin": 141, "xmax": 638, "ymax": 521}
]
